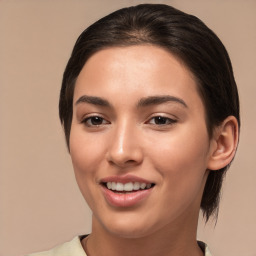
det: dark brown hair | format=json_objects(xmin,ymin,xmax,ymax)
[{"xmin": 59, "ymin": 4, "xmax": 240, "ymax": 221}]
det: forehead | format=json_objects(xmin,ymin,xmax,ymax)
[{"xmin": 74, "ymin": 45, "xmax": 203, "ymax": 110}]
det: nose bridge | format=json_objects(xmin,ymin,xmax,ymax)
[{"xmin": 107, "ymin": 117, "xmax": 143, "ymax": 167}]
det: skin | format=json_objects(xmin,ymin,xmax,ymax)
[{"xmin": 69, "ymin": 45, "xmax": 237, "ymax": 256}]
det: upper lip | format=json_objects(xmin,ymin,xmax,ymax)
[{"xmin": 100, "ymin": 174, "xmax": 154, "ymax": 184}]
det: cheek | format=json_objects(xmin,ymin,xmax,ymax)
[
  {"xmin": 69, "ymin": 127, "xmax": 106, "ymax": 199},
  {"xmin": 70, "ymin": 127, "xmax": 104, "ymax": 173},
  {"xmin": 148, "ymin": 126, "xmax": 210, "ymax": 206},
  {"xmin": 148, "ymin": 124, "xmax": 209, "ymax": 170}
]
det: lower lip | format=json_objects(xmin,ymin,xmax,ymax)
[{"xmin": 101, "ymin": 186, "xmax": 153, "ymax": 208}]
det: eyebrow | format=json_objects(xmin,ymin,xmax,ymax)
[
  {"xmin": 75, "ymin": 95, "xmax": 112, "ymax": 107},
  {"xmin": 137, "ymin": 95, "xmax": 188, "ymax": 108},
  {"xmin": 75, "ymin": 95, "xmax": 188, "ymax": 108}
]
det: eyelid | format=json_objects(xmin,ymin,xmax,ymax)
[
  {"xmin": 145, "ymin": 114, "xmax": 178, "ymax": 126},
  {"xmin": 81, "ymin": 114, "xmax": 110, "ymax": 127},
  {"xmin": 80, "ymin": 113, "xmax": 178, "ymax": 127}
]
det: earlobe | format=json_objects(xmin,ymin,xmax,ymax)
[{"xmin": 207, "ymin": 116, "xmax": 239, "ymax": 171}]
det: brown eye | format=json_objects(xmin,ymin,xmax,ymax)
[
  {"xmin": 82, "ymin": 116, "xmax": 109, "ymax": 127},
  {"xmin": 148, "ymin": 116, "xmax": 177, "ymax": 125},
  {"xmin": 90, "ymin": 116, "xmax": 104, "ymax": 125}
]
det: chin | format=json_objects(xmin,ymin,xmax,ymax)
[{"xmin": 95, "ymin": 212, "xmax": 165, "ymax": 239}]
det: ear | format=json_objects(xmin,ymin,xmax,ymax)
[{"xmin": 207, "ymin": 116, "xmax": 239, "ymax": 171}]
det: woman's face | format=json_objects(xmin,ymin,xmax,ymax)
[{"xmin": 70, "ymin": 45, "xmax": 215, "ymax": 238}]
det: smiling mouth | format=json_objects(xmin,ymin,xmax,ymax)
[{"xmin": 101, "ymin": 182, "xmax": 155, "ymax": 193}]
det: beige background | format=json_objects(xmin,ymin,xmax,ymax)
[{"xmin": 0, "ymin": 0, "xmax": 255, "ymax": 255}]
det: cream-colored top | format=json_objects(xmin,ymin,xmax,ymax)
[
  {"xmin": 27, "ymin": 237, "xmax": 86, "ymax": 256},
  {"xmin": 27, "ymin": 236, "xmax": 213, "ymax": 256}
]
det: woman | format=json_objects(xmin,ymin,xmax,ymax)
[{"xmin": 29, "ymin": 4, "xmax": 239, "ymax": 256}]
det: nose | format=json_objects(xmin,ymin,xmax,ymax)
[{"xmin": 106, "ymin": 121, "xmax": 143, "ymax": 168}]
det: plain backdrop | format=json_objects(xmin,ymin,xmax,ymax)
[{"xmin": 1, "ymin": 0, "xmax": 256, "ymax": 255}]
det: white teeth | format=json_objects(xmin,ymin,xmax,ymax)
[
  {"xmin": 140, "ymin": 183, "xmax": 146, "ymax": 189},
  {"xmin": 124, "ymin": 182, "xmax": 133, "ymax": 191},
  {"xmin": 111, "ymin": 182, "xmax": 116, "ymax": 190},
  {"xmin": 107, "ymin": 182, "xmax": 112, "ymax": 189},
  {"xmin": 105, "ymin": 181, "xmax": 153, "ymax": 192},
  {"xmin": 116, "ymin": 182, "xmax": 124, "ymax": 191},
  {"xmin": 133, "ymin": 182, "xmax": 140, "ymax": 190}
]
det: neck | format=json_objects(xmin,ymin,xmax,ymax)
[{"xmin": 83, "ymin": 212, "xmax": 204, "ymax": 256}]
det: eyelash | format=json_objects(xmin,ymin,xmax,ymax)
[
  {"xmin": 147, "ymin": 116, "xmax": 177, "ymax": 126},
  {"xmin": 81, "ymin": 115, "xmax": 177, "ymax": 127},
  {"xmin": 82, "ymin": 115, "xmax": 110, "ymax": 127}
]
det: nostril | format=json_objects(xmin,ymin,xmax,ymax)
[
  {"xmin": 106, "ymin": 135, "xmax": 143, "ymax": 167},
  {"xmin": 125, "ymin": 159, "xmax": 137, "ymax": 164},
  {"xmin": 107, "ymin": 157, "xmax": 142, "ymax": 168}
]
